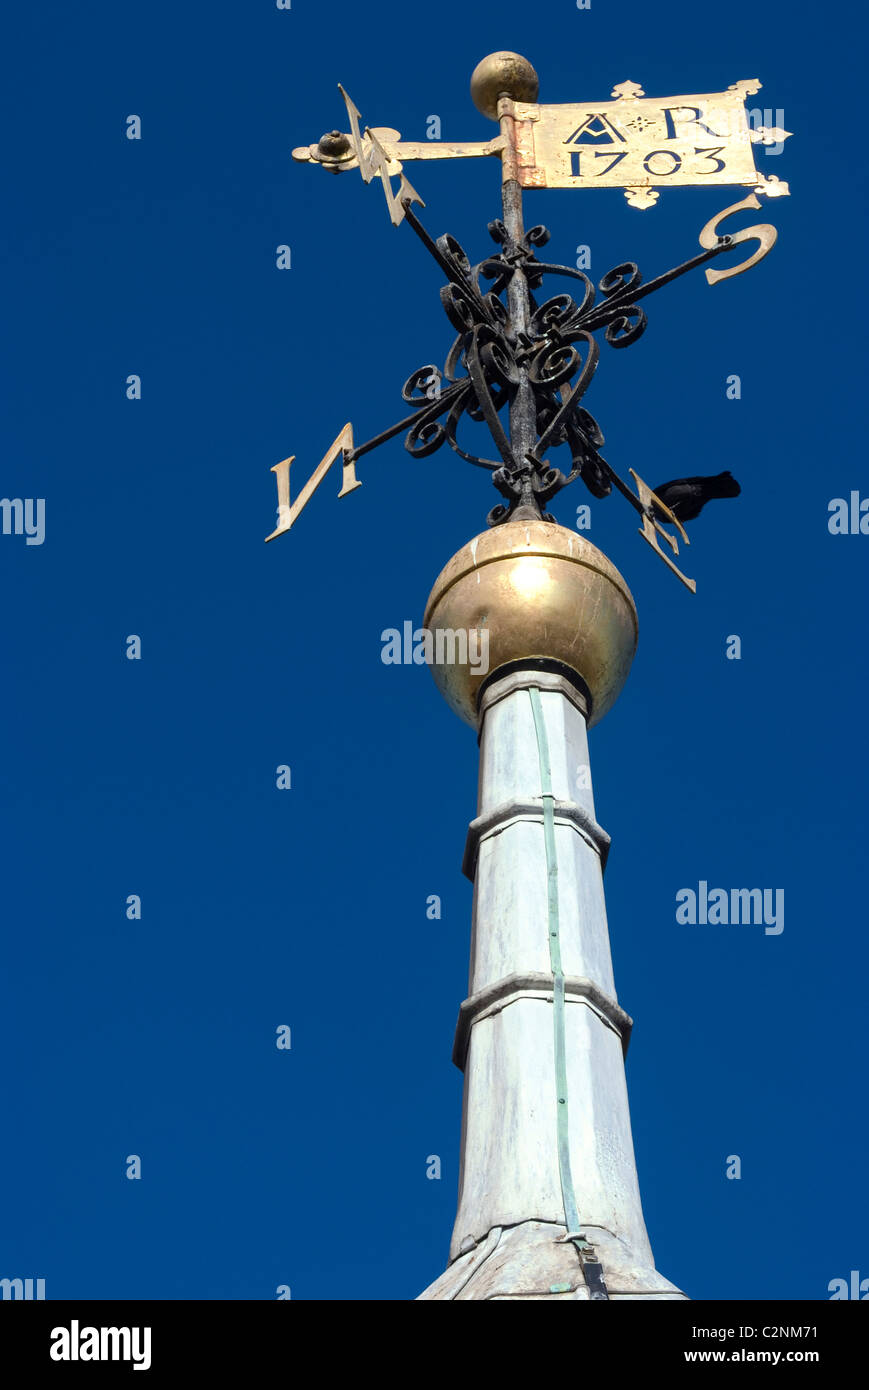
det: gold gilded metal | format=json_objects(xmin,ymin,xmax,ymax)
[
  {"xmin": 291, "ymin": 84, "xmax": 503, "ymax": 226},
  {"xmin": 291, "ymin": 71, "xmax": 791, "ymax": 215},
  {"xmin": 265, "ymin": 423, "xmax": 360, "ymax": 542},
  {"xmin": 629, "ymin": 471, "xmax": 695, "ymax": 594},
  {"xmin": 362, "ymin": 126, "xmax": 426, "ymax": 227},
  {"xmin": 611, "ymin": 80, "xmax": 646, "ymax": 100},
  {"xmin": 423, "ymin": 521, "xmax": 638, "ymax": 728},
  {"xmin": 751, "ymin": 172, "xmax": 789, "ymax": 198},
  {"xmin": 750, "ymin": 124, "xmax": 792, "ymax": 147},
  {"xmin": 504, "ymin": 78, "xmax": 790, "ymax": 207},
  {"xmin": 698, "ymin": 193, "xmax": 777, "ymax": 285},
  {"xmin": 337, "ymin": 86, "xmax": 425, "ymax": 226},
  {"xmin": 625, "ymin": 188, "xmax": 660, "ymax": 209},
  {"xmin": 470, "ymin": 51, "xmax": 540, "ymax": 120},
  {"xmin": 291, "ymin": 129, "xmax": 503, "ymax": 171}
]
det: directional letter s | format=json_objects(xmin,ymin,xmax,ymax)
[{"xmin": 699, "ymin": 194, "xmax": 777, "ymax": 286}]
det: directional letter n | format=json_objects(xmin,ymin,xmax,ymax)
[{"xmin": 265, "ymin": 423, "xmax": 360, "ymax": 541}]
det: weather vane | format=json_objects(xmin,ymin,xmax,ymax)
[
  {"xmin": 266, "ymin": 53, "xmax": 793, "ymax": 1305},
  {"xmin": 266, "ymin": 53, "xmax": 791, "ymax": 593}
]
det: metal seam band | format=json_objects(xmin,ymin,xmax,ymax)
[
  {"xmin": 462, "ymin": 796, "xmax": 610, "ymax": 881},
  {"xmin": 528, "ymin": 686, "xmax": 609, "ymax": 1300},
  {"xmin": 528, "ymin": 687, "xmax": 579, "ymax": 1234},
  {"xmin": 451, "ymin": 973, "xmax": 632, "ymax": 1071}
]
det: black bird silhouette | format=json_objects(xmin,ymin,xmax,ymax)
[{"xmin": 651, "ymin": 470, "xmax": 741, "ymax": 523}]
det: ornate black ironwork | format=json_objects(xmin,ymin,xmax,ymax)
[{"xmin": 346, "ymin": 200, "xmax": 742, "ymax": 528}]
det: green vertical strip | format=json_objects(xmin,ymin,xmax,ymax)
[{"xmin": 528, "ymin": 686, "xmax": 581, "ymax": 1238}]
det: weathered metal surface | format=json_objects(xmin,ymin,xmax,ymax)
[
  {"xmin": 416, "ymin": 672, "xmax": 684, "ymax": 1296},
  {"xmin": 452, "ymin": 972, "xmax": 633, "ymax": 1071},
  {"xmin": 419, "ymin": 1222, "xmax": 688, "ymax": 1300},
  {"xmin": 463, "ymin": 797, "xmax": 611, "ymax": 878}
]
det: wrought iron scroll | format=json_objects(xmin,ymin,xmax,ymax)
[{"xmin": 344, "ymin": 201, "xmax": 743, "ymax": 527}]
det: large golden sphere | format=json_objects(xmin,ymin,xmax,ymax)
[
  {"xmin": 423, "ymin": 521, "xmax": 638, "ymax": 728},
  {"xmin": 470, "ymin": 52, "xmax": 539, "ymax": 121}
]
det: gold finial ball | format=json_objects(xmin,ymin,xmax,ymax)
[
  {"xmin": 470, "ymin": 51, "xmax": 539, "ymax": 120},
  {"xmin": 423, "ymin": 521, "xmax": 638, "ymax": 728}
]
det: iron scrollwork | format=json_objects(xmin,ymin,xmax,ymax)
[{"xmin": 346, "ymin": 199, "xmax": 744, "ymax": 528}]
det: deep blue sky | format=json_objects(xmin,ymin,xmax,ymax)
[{"xmin": 2, "ymin": 1, "xmax": 865, "ymax": 1301}]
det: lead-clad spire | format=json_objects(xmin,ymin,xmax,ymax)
[{"xmin": 417, "ymin": 523, "xmax": 685, "ymax": 1299}]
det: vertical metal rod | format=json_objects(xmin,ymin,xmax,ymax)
[{"xmin": 498, "ymin": 98, "xmax": 541, "ymax": 515}]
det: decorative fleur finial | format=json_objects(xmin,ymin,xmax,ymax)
[
  {"xmin": 611, "ymin": 80, "xmax": 645, "ymax": 100},
  {"xmin": 754, "ymin": 173, "xmax": 790, "ymax": 197},
  {"xmin": 750, "ymin": 124, "xmax": 793, "ymax": 147},
  {"xmin": 624, "ymin": 188, "xmax": 659, "ymax": 209}
]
